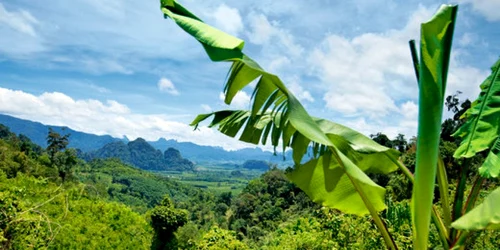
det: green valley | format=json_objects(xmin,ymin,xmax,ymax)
[{"xmin": 1, "ymin": 1, "xmax": 499, "ymax": 249}]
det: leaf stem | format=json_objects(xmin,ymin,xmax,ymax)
[
  {"xmin": 391, "ymin": 158, "xmax": 450, "ymax": 246},
  {"xmin": 450, "ymin": 158, "xmax": 470, "ymax": 240},
  {"xmin": 409, "ymin": 40, "xmax": 420, "ymax": 83},
  {"xmin": 332, "ymin": 148, "xmax": 398, "ymax": 250},
  {"xmin": 437, "ymin": 156, "xmax": 452, "ymax": 229},
  {"xmin": 450, "ymin": 231, "xmax": 470, "ymax": 250},
  {"xmin": 462, "ymin": 176, "xmax": 485, "ymax": 214}
]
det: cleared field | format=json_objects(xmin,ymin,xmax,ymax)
[{"xmin": 154, "ymin": 164, "xmax": 263, "ymax": 195}]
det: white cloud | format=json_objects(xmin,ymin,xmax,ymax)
[
  {"xmin": 219, "ymin": 91, "xmax": 251, "ymax": 109},
  {"xmin": 81, "ymin": 57, "xmax": 133, "ymax": 75},
  {"xmin": 267, "ymin": 56, "xmax": 291, "ymax": 73},
  {"xmin": 308, "ymin": 7, "xmax": 431, "ymax": 118},
  {"xmin": 447, "ymin": 54, "xmax": 489, "ymax": 101},
  {"xmin": 247, "ymin": 13, "xmax": 304, "ymax": 58},
  {"xmin": 342, "ymin": 101, "xmax": 418, "ymax": 141},
  {"xmin": 0, "ymin": 3, "xmax": 44, "ymax": 56},
  {"xmin": 201, "ymin": 104, "xmax": 212, "ymax": 112},
  {"xmin": 88, "ymin": 84, "xmax": 110, "ymax": 93},
  {"xmin": 0, "ymin": 3, "xmax": 39, "ymax": 37},
  {"xmin": 158, "ymin": 78, "xmax": 180, "ymax": 95},
  {"xmin": 0, "ymin": 87, "xmax": 254, "ymax": 150},
  {"xmin": 308, "ymin": 5, "xmax": 486, "ymax": 119},
  {"xmin": 400, "ymin": 101, "xmax": 418, "ymax": 120},
  {"xmin": 288, "ymin": 80, "xmax": 314, "ymax": 103},
  {"xmin": 247, "ymin": 13, "xmax": 274, "ymax": 44},
  {"xmin": 212, "ymin": 4, "xmax": 243, "ymax": 36},
  {"xmin": 458, "ymin": 33, "xmax": 473, "ymax": 47},
  {"xmin": 458, "ymin": 0, "xmax": 500, "ymax": 21},
  {"xmin": 0, "ymin": 0, "xmax": 207, "ymax": 69}
]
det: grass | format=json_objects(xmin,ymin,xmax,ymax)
[{"xmin": 154, "ymin": 164, "xmax": 265, "ymax": 195}]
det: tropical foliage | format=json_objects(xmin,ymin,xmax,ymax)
[
  {"xmin": 159, "ymin": 1, "xmax": 500, "ymax": 249},
  {"xmin": 1, "ymin": 1, "xmax": 499, "ymax": 249}
]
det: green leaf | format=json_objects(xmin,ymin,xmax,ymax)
[
  {"xmin": 160, "ymin": 2, "xmax": 399, "ymax": 247},
  {"xmin": 451, "ymin": 186, "xmax": 500, "ymax": 230},
  {"xmin": 411, "ymin": 4, "xmax": 457, "ymax": 250},
  {"xmin": 437, "ymin": 157, "xmax": 452, "ymax": 230},
  {"xmin": 160, "ymin": 2, "xmax": 245, "ymax": 60},
  {"xmin": 191, "ymin": 111, "xmax": 399, "ymax": 214},
  {"xmin": 453, "ymin": 58, "xmax": 500, "ymax": 159},
  {"xmin": 287, "ymin": 149, "xmax": 386, "ymax": 216},
  {"xmin": 479, "ymin": 137, "xmax": 500, "ymax": 178},
  {"xmin": 314, "ymin": 118, "xmax": 400, "ymax": 175}
]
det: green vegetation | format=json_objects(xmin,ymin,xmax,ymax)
[
  {"xmin": 85, "ymin": 138, "xmax": 195, "ymax": 171},
  {"xmin": 242, "ymin": 160, "xmax": 270, "ymax": 171},
  {"xmin": 159, "ymin": 1, "xmax": 500, "ymax": 249},
  {"xmin": 1, "ymin": 123, "xmax": 499, "ymax": 249},
  {"xmin": 0, "ymin": 128, "xmax": 154, "ymax": 249},
  {"xmin": 1, "ymin": 2, "xmax": 499, "ymax": 249},
  {"xmin": 156, "ymin": 166, "xmax": 261, "ymax": 195}
]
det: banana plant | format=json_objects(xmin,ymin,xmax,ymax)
[
  {"xmin": 158, "ymin": 1, "xmax": 499, "ymax": 249},
  {"xmin": 448, "ymin": 57, "xmax": 500, "ymax": 248},
  {"xmin": 411, "ymin": 5, "xmax": 457, "ymax": 249}
]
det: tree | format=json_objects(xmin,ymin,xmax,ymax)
[
  {"xmin": 0, "ymin": 124, "xmax": 13, "ymax": 139},
  {"xmin": 150, "ymin": 195, "xmax": 188, "ymax": 249},
  {"xmin": 46, "ymin": 128, "xmax": 75, "ymax": 182},
  {"xmin": 53, "ymin": 148, "xmax": 78, "ymax": 182},
  {"xmin": 392, "ymin": 134, "xmax": 407, "ymax": 153},
  {"xmin": 217, "ymin": 191, "xmax": 232, "ymax": 206},
  {"xmin": 197, "ymin": 226, "xmax": 248, "ymax": 250},
  {"xmin": 370, "ymin": 132, "xmax": 393, "ymax": 148},
  {"xmin": 46, "ymin": 128, "xmax": 69, "ymax": 161},
  {"xmin": 441, "ymin": 91, "xmax": 471, "ymax": 143}
]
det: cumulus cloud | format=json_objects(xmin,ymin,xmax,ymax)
[
  {"xmin": 0, "ymin": 87, "xmax": 254, "ymax": 150},
  {"xmin": 308, "ymin": 5, "xmax": 486, "ymax": 119},
  {"xmin": 288, "ymin": 80, "xmax": 314, "ymax": 103},
  {"xmin": 212, "ymin": 4, "xmax": 243, "ymax": 36},
  {"xmin": 342, "ymin": 101, "xmax": 419, "ymax": 140},
  {"xmin": 219, "ymin": 91, "xmax": 251, "ymax": 109},
  {"xmin": 247, "ymin": 13, "xmax": 304, "ymax": 58},
  {"xmin": 247, "ymin": 13, "xmax": 274, "ymax": 44},
  {"xmin": 458, "ymin": 0, "xmax": 500, "ymax": 21},
  {"xmin": 308, "ymin": 7, "xmax": 429, "ymax": 118},
  {"xmin": 158, "ymin": 77, "xmax": 179, "ymax": 95}
]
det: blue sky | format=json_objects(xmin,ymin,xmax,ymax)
[{"xmin": 0, "ymin": 0, "xmax": 499, "ymax": 150}]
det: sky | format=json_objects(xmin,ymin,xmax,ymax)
[{"xmin": 0, "ymin": 0, "xmax": 499, "ymax": 150}]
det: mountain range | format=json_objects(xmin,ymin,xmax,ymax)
[{"xmin": 0, "ymin": 114, "xmax": 292, "ymax": 165}]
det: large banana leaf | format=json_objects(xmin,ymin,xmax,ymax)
[
  {"xmin": 193, "ymin": 110, "xmax": 400, "ymax": 215},
  {"xmin": 479, "ymin": 137, "xmax": 500, "ymax": 178},
  {"xmin": 453, "ymin": 58, "xmax": 500, "ymax": 160},
  {"xmin": 412, "ymin": 5, "xmax": 457, "ymax": 249},
  {"xmin": 451, "ymin": 186, "xmax": 500, "ymax": 230},
  {"xmin": 160, "ymin": 1, "xmax": 400, "ymax": 218}
]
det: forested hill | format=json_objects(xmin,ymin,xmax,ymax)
[
  {"xmin": 150, "ymin": 138, "xmax": 293, "ymax": 164},
  {"xmin": 1, "ymin": 112, "xmax": 498, "ymax": 249},
  {"xmin": 0, "ymin": 114, "xmax": 121, "ymax": 151},
  {"xmin": 84, "ymin": 138, "xmax": 195, "ymax": 171}
]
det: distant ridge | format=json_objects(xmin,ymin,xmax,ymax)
[
  {"xmin": 0, "ymin": 114, "xmax": 121, "ymax": 152},
  {"xmin": 0, "ymin": 113, "xmax": 293, "ymax": 165},
  {"xmin": 149, "ymin": 138, "xmax": 293, "ymax": 164}
]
